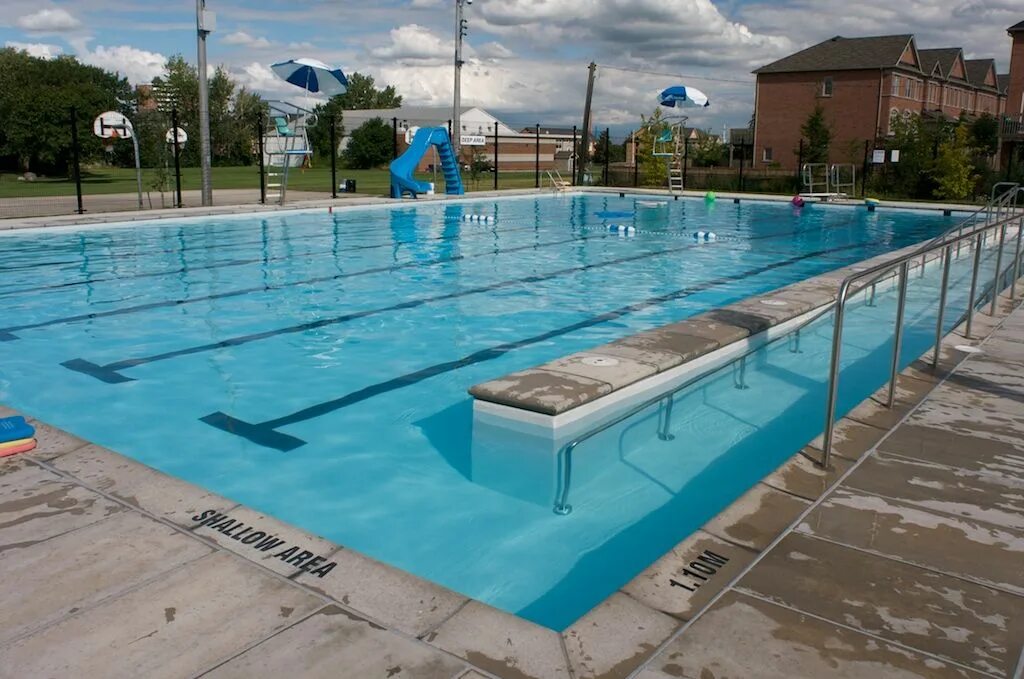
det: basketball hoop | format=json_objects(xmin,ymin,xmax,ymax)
[{"xmin": 104, "ymin": 128, "xmax": 120, "ymax": 153}]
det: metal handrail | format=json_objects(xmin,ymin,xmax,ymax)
[
  {"xmin": 820, "ymin": 207, "xmax": 1023, "ymax": 467},
  {"xmin": 551, "ymin": 187, "xmax": 1022, "ymax": 515}
]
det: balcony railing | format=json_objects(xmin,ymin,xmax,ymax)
[{"xmin": 1001, "ymin": 113, "xmax": 1024, "ymax": 139}]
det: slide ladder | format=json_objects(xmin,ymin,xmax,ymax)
[{"xmin": 390, "ymin": 127, "xmax": 464, "ymax": 199}]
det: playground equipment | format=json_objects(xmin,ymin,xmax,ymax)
[
  {"xmin": 390, "ymin": 127, "xmax": 464, "ymax": 199},
  {"xmin": 263, "ymin": 101, "xmax": 314, "ymax": 205},
  {"xmin": 801, "ymin": 163, "xmax": 856, "ymax": 200}
]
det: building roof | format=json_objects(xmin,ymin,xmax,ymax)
[
  {"xmin": 1009, "ymin": 20, "xmax": 1024, "ymax": 33},
  {"xmin": 964, "ymin": 59, "xmax": 998, "ymax": 91},
  {"xmin": 753, "ymin": 34, "xmax": 914, "ymax": 74},
  {"xmin": 998, "ymin": 73, "xmax": 1010, "ymax": 94},
  {"xmin": 917, "ymin": 48, "xmax": 961, "ymax": 78}
]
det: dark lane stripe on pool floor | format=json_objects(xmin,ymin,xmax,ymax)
[
  {"xmin": 200, "ymin": 240, "xmax": 872, "ymax": 451},
  {"xmin": 59, "ymin": 238, "xmax": 730, "ymax": 383},
  {"xmin": 0, "ymin": 218, "xmax": 556, "ymax": 298},
  {"xmin": 0, "ymin": 232, "xmax": 609, "ymax": 341},
  {"xmin": 57, "ymin": 215, "xmax": 887, "ymax": 383}
]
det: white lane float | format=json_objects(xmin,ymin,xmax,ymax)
[
  {"xmin": 693, "ymin": 231, "xmax": 717, "ymax": 242},
  {"xmin": 607, "ymin": 224, "xmax": 636, "ymax": 236},
  {"xmin": 461, "ymin": 214, "xmax": 495, "ymax": 223}
]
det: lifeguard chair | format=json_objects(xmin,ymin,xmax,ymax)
[{"xmin": 651, "ymin": 119, "xmax": 686, "ymax": 192}]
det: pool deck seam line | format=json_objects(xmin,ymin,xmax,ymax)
[
  {"xmin": 730, "ymin": 588, "xmax": 998, "ymax": 678},
  {"xmin": 626, "ymin": 290, "xmax": 1023, "ymax": 678},
  {"xmin": 790, "ymin": 529, "xmax": 1024, "ymax": 600},
  {"xmin": 7, "ymin": 454, "xmax": 486, "ymax": 673}
]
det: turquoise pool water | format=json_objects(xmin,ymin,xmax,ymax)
[{"xmin": 0, "ymin": 193, "xmax": 965, "ymax": 628}]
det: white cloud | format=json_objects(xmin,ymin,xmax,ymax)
[
  {"xmin": 72, "ymin": 40, "xmax": 167, "ymax": 84},
  {"xmin": 222, "ymin": 31, "xmax": 273, "ymax": 49},
  {"xmin": 370, "ymin": 24, "xmax": 450, "ymax": 62},
  {"xmin": 476, "ymin": 42, "xmax": 513, "ymax": 60},
  {"xmin": 15, "ymin": 8, "xmax": 81, "ymax": 33},
  {"xmin": 287, "ymin": 41, "xmax": 318, "ymax": 51},
  {"xmin": 410, "ymin": 0, "xmax": 444, "ymax": 7},
  {"xmin": 4, "ymin": 41, "xmax": 62, "ymax": 59}
]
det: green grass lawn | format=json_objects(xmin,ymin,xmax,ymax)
[{"xmin": 0, "ymin": 165, "xmax": 543, "ymax": 199}]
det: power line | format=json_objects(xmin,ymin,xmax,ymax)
[{"xmin": 598, "ymin": 64, "xmax": 754, "ymax": 85}]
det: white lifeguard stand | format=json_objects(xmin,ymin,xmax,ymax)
[
  {"xmin": 263, "ymin": 100, "xmax": 314, "ymax": 205},
  {"xmin": 651, "ymin": 117, "xmax": 687, "ymax": 192}
]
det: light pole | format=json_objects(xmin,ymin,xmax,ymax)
[
  {"xmin": 196, "ymin": 0, "xmax": 214, "ymax": 206},
  {"xmin": 453, "ymin": 0, "xmax": 470, "ymax": 158}
]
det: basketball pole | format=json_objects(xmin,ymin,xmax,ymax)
[{"xmin": 196, "ymin": 0, "xmax": 213, "ymax": 206}]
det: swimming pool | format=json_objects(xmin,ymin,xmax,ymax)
[{"xmin": 0, "ymin": 193, "xmax": 960, "ymax": 629}]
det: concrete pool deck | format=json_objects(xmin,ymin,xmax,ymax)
[{"xmin": 1, "ymin": 282, "xmax": 1022, "ymax": 678}]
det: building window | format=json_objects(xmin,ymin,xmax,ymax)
[
  {"xmin": 888, "ymin": 107, "xmax": 900, "ymax": 134},
  {"xmin": 891, "ymin": 75, "xmax": 900, "ymax": 96},
  {"xmin": 821, "ymin": 77, "xmax": 833, "ymax": 97},
  {"xmin": 762, "ymin": 147, "xmax": 773, "ymax": 162}
]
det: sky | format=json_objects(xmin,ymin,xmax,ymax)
[{"xmin": 2, "ymin": 0, "xmax": 1022, "ymax": 137}]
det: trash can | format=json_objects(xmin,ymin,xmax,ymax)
[{"xmin": 345, "ymin": 179, "xmax": 357, "ymax": 193}]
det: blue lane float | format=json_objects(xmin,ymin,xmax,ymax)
[{"xmin": 693, "ymin": 231, "xmax": 717, "ymax": 241}]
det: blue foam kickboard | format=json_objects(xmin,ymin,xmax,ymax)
[{"xmin": 0, "ymin": 416, "xmax": 35, "ymax": 444}]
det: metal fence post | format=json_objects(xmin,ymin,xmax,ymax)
[
  {"xmin": 682, "ymin": 139, "xmax": 689, "ymax": 190},
  {"xmin": 330, "ymin": 113, "xmax": 337, "ymax": 199},
  {"xmin": 392, "ymin": 117, "xmax": 398, "ymax": 160},
  {"xmin": 493, "ymin": 122, "xmax": 499, "ymax": 191},
  {"xmin": 69, "ymin": 106, "xmax": 84, "ymax": 214},
  {"xmin": 1012, "ymin": 215, "xmax": 1023, "ymax": 299},
  {"xmin": 598, "ymin": 126, "xmax": 606, "ymax": 186},
  {"xmin": 933, "ymin": 245, "xmax": 952, "ymax": 368},
  {"xmin": 886, "ymin": 261, "xmax": 910, "ymax": 408},
  {"xmin": 633, "ymin": 134, "xmax": 639, "ymax": 187},
  {"xmin": 861, "ymin": 140, "xmax": 870, "ymax": 198},
  {"xmin": 535, "ymin": 123, "xmax": 540, "ymax": 189},
  {"xmin": 256, "ymin": 112, "xmax": 266, "ymax": 205},
  {"xmin": 171, "ymin": 108, "xmax": 183, "ymax": 208},
  {"xmin": 796, "ymin": 139, "xmax": 803, "ymax": 192},
  {"xmin": 738, "ymin": 143, "xmax": 745, "ymax": 192},
  {"xmin": 571, "ymin": 125, "xmax": 577, "ymax": 186}
]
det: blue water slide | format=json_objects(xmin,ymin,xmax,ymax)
[{"xmin": 390, "ymin": 127, "xmax": 465, "ymax": 199}]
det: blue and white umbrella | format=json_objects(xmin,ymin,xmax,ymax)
[
  {"xmin": 659, "ymin": 85, "xmax": 710, "ymax": 109},
  {"xmin": 271, "ymin": 58, "xmax": 349, "ymax": 96}
]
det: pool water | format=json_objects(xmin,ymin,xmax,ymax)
[{"xmin": 0, "ymin": 193, "xmax": 962, "ymax": 629}]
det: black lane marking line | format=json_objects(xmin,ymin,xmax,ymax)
[
  {"xmin": 59, "ymin": 215, "xmax": 872, "ymax": 382},
  {"xmin": 0, "ymin": 232, "xmax": 607, "ymax": 341},
  {"xmin": 0, "ymin": 215, "xmax": 539, "ymax": 273},
  {"xmin": 200, "ymin": 240, "xmax": 872, "ymax": 451},
  {"xmin": 0, "ymin": 219, "xmax": 558, "ymax": 298},
  {"xmin": 59, "ymin": 239, "xmax": 721, "ymax": 383}
]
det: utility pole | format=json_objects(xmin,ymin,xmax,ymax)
[
  {"xmin": 196, "ymin": 0, "xmax": 214, "ymax": 206},
  {"xmin": 453, "ymin": 0, "xmax": 469, "ymax": 158},
  {"xmin": 578, "ymin": 61, "xmax": 597, "ymax": 185}
]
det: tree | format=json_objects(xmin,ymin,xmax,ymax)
[
  {"xmin": 149, "ymin": 55, "xmax": 264, "ymax": 168},
  {"xmin": 799, "ymin": 104, "xmax": 832, "ymax": 164},
  {"xmin": 968, "ymin": 113, "xmax": 999, "ymax": 157},
  {"xmin": 689, "ymin": 132, "xmax": 727, "ymax": 167},
  {"xmin": 0, "ymin": 48, "xmax": 133, "ymax": 173},
  {"xmin": 932, "ymin": 125, "xmax": 977, "ymax": 200},
  {"xmin": 342, "ymin": 118, "xmax": 393, "ymax": 168},
  {"xmin": 306, "ymin": 72, "xmax": 402, "ymax": 165},
  {"xmin": 637, "ymin": 108, "xmax": 669, "ymax": 187}
]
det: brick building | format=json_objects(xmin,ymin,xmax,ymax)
[{"xmin": 751, "ymin": 32, "xmax": 1011, "ymax": 170}]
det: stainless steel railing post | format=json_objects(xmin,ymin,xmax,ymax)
[
  {"xmin": 657, "ymin": 396, "xmax": 676, "ymax": 441},
  {"xmin": 933, "ymin": 245, "xmax": 952, "ymax": 369},
  {"xmin": 820, "ymin": 283, "xmax": 851, "ymax": 469},
  {"xmin": 990, "ymin": 223, "xmax": 1007, "ymax": 315},
  {"xmin": 1012, "ymin": 216, "xmax": 1023, "ymax": 300},
  {"xmin": 965, "ymin": 232, "xmax": 984, "ymax": 339},
  {"xmin": 886, "ymin": 261, "xmax": 910, "ymax": 408}
]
